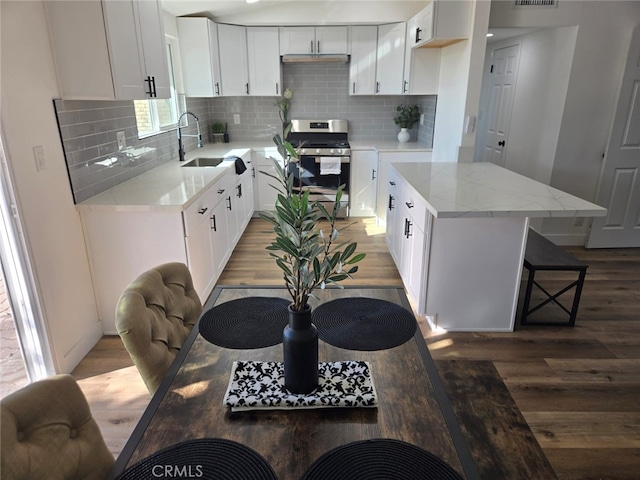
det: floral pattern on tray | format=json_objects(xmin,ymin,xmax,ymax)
[{"xmin": 223, "ymin": 360, "xmax": 378, "ymax": 411}]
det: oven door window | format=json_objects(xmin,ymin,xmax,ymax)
[{"xmin": 288, "ymin": 156, "xmax": 350, "ymax": 192}]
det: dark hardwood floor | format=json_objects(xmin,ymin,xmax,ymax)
[{"xmin": 72, "ymin": 218, "xmax": 640, "ymax": 479}]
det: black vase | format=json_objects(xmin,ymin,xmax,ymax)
[{"xmin": 283, "ymin": 304, "xmax": 318, "ymax": 394}]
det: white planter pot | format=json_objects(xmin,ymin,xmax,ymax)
[{"xmin": 397, "ymin": 128, "xmax": 410, "ymax": 143}]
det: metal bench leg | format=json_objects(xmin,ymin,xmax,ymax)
[
  {"xmin": 520, "ymin": 267, "xmax": 536, "ymax": 325},
  {"xmin": 568, "ymin": 268, "xmax": 587, "ymax": 327}
]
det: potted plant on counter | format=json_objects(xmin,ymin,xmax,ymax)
[
  {"xmin": 260, "ymin": 89, "xmax": 366, "ymax": 394},
  {"xmin": 394, "ymin": 104, "xmax": 420, "ymax": 143}
]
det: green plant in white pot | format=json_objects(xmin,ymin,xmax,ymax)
[
  {"xmin": 394, "ymin": 104, "xmax": 420, "ymax": 143},
  {"xmin": 260, "ymin": 120, "xmax": 365, "ymax": 393}
]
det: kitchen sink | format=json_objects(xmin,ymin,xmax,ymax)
[{"xmin": 181, "ymin": 157, "xmax": 225, "ymax": 167}]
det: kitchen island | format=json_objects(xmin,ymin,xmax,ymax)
[{"xmin": 387, "ymin": 162, "xmax": 607, "ymax": 332}]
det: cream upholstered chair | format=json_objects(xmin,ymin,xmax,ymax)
[
  {"xmin": 115, "ymin": 262, "xmax": 202, "ymax": 394},
  {"xmin": 0, "ymin": 374, "xmax": 114, "ymax": 480}
]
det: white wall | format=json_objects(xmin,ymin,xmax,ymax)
[
  {"xmin": 478, "ymin": 27, "xmax": 578, "ymax": 184},
  {"xmin": 0, "ymin": 1, "xmax": 102, "ymax": 373},
  {"xmin": 433, "ymin": 0, "xmax": 490, "ymax": 162},
  {"xmin": 545, "ymin": 2, "xmax": 640, "ymax": 241}
]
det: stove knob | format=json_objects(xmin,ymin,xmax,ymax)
[
  {"xmin": 330, "ymin": 149, "xmax": 336, "ymax": 154},
  {"xmin": 315, "ymin": 149, "xmax": 322, "ymax": 154},
  {"xmin": 301, "ymin": 148, "xmax": 307, "ymax": 155}
]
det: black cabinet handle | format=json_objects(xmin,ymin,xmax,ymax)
[
  {"xmin": 388, "ymin": 194, "xmax": 395, "ymax": 211},
  {"xmin": 226, "ymin": 196, "xmax": 232, "ymax": 210},
  {"xmin": 251, "ymin": 167, "xmax": 255, "ymax": 178},
  {"xmin": 498, "ymin": 140, "xmax": 505, "ymax": 147},
  {"xmin": 416, "ymin": 27, "xmax": 422, "ymax": 43},
  {"xmin": 353, "ymin": 82, "xmax": 356, "ymax": 94},
  {"xmin": 217, "ymin": 189, "xmax": 225, "ymax": 194},
  {"xmin": 389, "ymin": 181, "xmax": 396, "ymax": 186},
  {"xmin": 215, "ymin": 82, "xmax": 220, "ymax": 95},
  {"xmin": 372, "ymin": 169, "xmax": 377, "ymax": 180},
  {"xmin": 236, "ymin": 184, "xmax": 242, "ymax": 198},
  {"xmin": 406, "ymin": 220, "xmax": 413, "ymax": 238},
  {"xmin": 376, "ymin": 82, "xmax": 380, "ymax": 93},
  {"xmin": 403, "ymin": 80, "xmax": 408, "ymax": 94},
  {"xmin": 211, "ymin": 214, "xmax": 217, "ymax": 231},
  {"xmin": 406, "ymin": 201, "xmax": 414, "ymax": 209},
  {"xmin": 310, "ymin": 40, "xmax": 314, "ymax": 53},
  {"xmin": 317, "ymin": 40, "xmax": 320, "ymax": 53},
  {"xmin": 276, "ymin": 83, "xmax": 279, "ymax": 95},
  {"xmin": 245, "ymin": 83, "xmax": 249, "ymax": 94},
  {"xmin": 151, "ymin": 76, "xmax": 157, "ymax": 97},
  {"xmin": 198, "ymin": 207, "xmax": 208, "ymax": 215},
  {"xmin": 145, "ymin": 76, "xmax": 153, "ymax": 97}
]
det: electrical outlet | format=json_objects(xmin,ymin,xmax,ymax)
[
  {"xmin": 420, "ymin": 113, "xmax": 425, "ymax": 126},
  {"xmin": 117, "ymin": 131, "xmax": 126, "ymax": 150},
  {"xmin": 233, "ymin": 114, "xmax": 241, "ymax": 124}
]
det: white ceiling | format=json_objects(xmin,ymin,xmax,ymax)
[{"xmin": 161, "ymin": 0, "xmax": 430, "ymax": 25}]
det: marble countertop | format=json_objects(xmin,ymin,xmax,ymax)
[
  {"xmin": 391, "ymin": 162, "xmax": 607, "ymax": 219},
  {"xmin": 350, "ymin": 141, "xmax": 431, "ymax": 152},
  {"xmin": 76, "ymin": 140, "xmax": 432, "ymax": 212},
  {"xmin": 77, "ymin": 146, "xmax": 251, "ymax": 212}
]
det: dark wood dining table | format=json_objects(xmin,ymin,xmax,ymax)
[{"xmin": 107, "ymin": 286, "xmax": 480, "ymax": 480}]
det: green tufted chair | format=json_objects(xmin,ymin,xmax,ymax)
[
  {"xmin": 0, "ymin": 374, "xmax": 114, "ymax": 480},
  {"xmin": 115, "ymin": 262, "xmax": 202, "ymax": 394}
]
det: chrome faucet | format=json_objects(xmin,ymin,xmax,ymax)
[{"xmin": 177, "ymin": 111, "xmax": 203, "ymax": 161}]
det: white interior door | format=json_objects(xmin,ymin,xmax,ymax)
[
  {"xmin": 587, "ymin": 25, "xmax": 640, "ymax": 248},
  {"xmin": 480, "ymin": 44, "xmax": 520, "ymax": 166}
]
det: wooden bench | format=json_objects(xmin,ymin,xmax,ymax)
[{"xmin": 520, "ymin": 229, "xmax": 588, "ymax": 326}]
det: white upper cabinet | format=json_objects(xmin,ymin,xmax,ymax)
[
  {"xmin": 411, "ymin": 0, "xmax": 470, "ymax": 48},
  {"xmin": 279, "ymin": 26, "xmax": 348, "ymax": 55},
  {"xmin": 177, "ymin": 17, "xmax": 222, "ymax": 97},
  {"xmin": 349, "ymin": 26, "xmax": 378, "ymax": 96},
  {"xmin": 403, "ymin": 17, "xmax": 440, "ymax": 95},
  {"xmin": 45, "ymin": 0, "xmax": 170, "ymax": 100},
  {"xmin": 218, "ymin": 24, "xmax": 250, "ymax": 96},
  {"xmin": 247, "ymin": 27, "xmax": 282, "ymax": 96},
  {"xmin": 375, "ymin": 23, "xmax": 406, "ymax": 95}
]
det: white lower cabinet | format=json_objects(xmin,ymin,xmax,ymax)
[
  {"xmin": 80, "ymin": 164, "xmax": 253, "ymax": 334},
  {"xmin": 386, "ymin": 166, "xmax": 430, "ymax": 314},
  {"xmin": 255, "ymin": 148, "xmax": 284, "ymax": 212},
  {"xmin": 376, "ymin": 151, "xmax": 432, "ymax": 225},
  {"xmin": 350, "ymin": 150, "xmax": 379, "ymax": 217}
]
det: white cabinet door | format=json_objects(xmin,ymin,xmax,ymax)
[
  {"xmin": 218, "ymin": 24, "xmax": 249, "ymax": 96},
  {"xmin": 315, "ymin": 27, "xmax": 348, "ymax": 54},
  {"xmin": 279, "ymin": 27, "xmax": 315, "ymax": 54},
  {"xmin": 134, "ymin": 0, "xmax": 170, "ymax": 98},
  {"xmin": 247, "ymin": 27, "xmax": 282, "ymax": 96},
  {"xmin": 256, "ymin": 150, "xmax": 284, "ymax": 212},
  {"xmin": 375, "ymin": 23, "xmax": 406, "ymax": 95},
  {"xmin": 210, "ymin": 198, "xmax": 231, "ymax": 275},
  {"xmin": 279, "ymin": 26, "xmax": 348, "ymax": 55},
  {"xmin": 349, "ymin": 26, "xmax": 378, "ymax": 96},
  {"xmin": 385, "ymin": 168, "xmax": 401, "ymax": 264},
  {"xmin": 403, "ymin": 20, "xmax": 441, "ymax": 95},
  {"xmin": 350, "ymin": 151, "xmax": 378, "ymax": 217},
  {"xmin": 184, "ymin": 195, "xmax": 217, "ymax": 298},
  {"xmin": 45, "ymin": 0, "xmax": 169, "ymax": 100},
  {"xmin": 177, "ymin": 17, "xmax": 222, "ymax": 97},
  {"xmin": 413, "ymin": 0, "xmax": 470, "ymax": 48}
]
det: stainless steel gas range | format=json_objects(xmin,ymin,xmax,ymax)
[{"xmin": 287, "ymin": 119, "xmax": 351, "ymax": 218}]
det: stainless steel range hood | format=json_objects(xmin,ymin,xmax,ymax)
[{"xmin": 281, "ymin": 54, "xmax": 350, "ymax": 64}]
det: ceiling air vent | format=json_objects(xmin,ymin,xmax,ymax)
[{"xmin": 514, "ymin": 0, "xmax": 557, "ymax": 6}]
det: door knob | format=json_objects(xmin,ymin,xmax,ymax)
[{"xmin": 498, "ymin": 140, "xmax": 505, "ymax": 147}]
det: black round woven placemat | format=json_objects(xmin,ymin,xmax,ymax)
[
  {"xmin": 116, "ymin": 438, "xmax": 277, "ymax": 480},
  {"xmin": 199, "ymin": 297, "xmax": 290, "ymax": 349},
  {"xmin": 312, "ymin": 298, "xmax": 417, "ymax": 351},
  {"xmin": 301, "ymin": 438, "xmax": 463, "ymax": 480}
]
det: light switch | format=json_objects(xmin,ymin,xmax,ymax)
[{"xmin": 33, "ymin": 145, "xmax": 46, "ymax": 171}]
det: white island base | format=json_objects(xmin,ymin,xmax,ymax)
[
  {"xmin": 387, "ymin": 162, "xmax": 607, "ymax": 332},
  {"xmin": 423, "ymin": 216, "xmax": 529, "ymax": 332}
]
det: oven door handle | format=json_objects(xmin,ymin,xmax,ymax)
[{"xmin": 313, "ymin": 157, "xmax": 350, "ymax": 164}]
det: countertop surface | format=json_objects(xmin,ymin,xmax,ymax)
[
  {"xmin": 76, "ymin": 141, "xmax": 431, "ymax": 212},
  {"xmin": 391, "ymin": 162, "xmax": 607, "ymax": 219},
  {"xmin": 77, "ymin": 146, "xmax": 252, "ymax": 212}
]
